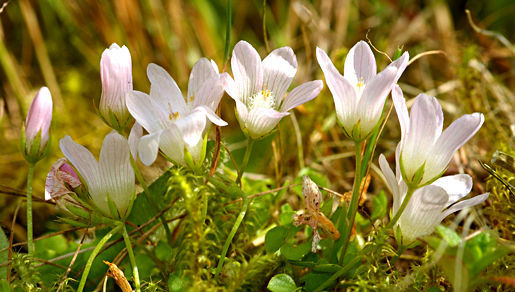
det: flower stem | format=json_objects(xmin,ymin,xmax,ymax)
[
  {"xmin": 77, "ymin": 224, "xmax": 123, "ymax": 292},
  {"xmin": 130, "ymin": 158, "xmax": 172, "ymax": 244},
  {"xmin": 214, "ymin": 190, "xmax": 249, "ymax": 281},
  {"xmin": 223, "ymin": 0, "xmax": 232, "ymax": 65},
  {"xmin": 339, "ymin": 141, "xmax": 363, "ymax": 264},
  {"xmin": 387, "ymin": 185, "xmax": 416, "ymax": 229},
  {"xmin": 236, "ymin": 138, "xmax": 254, "ymax": 185},
  {"xmin": 313, "ymin": 256, "xmax": 362, "ymax": 292},
  {"xmin": 122, "ymin": 224, "xmax": 140, "ymax": 292},
  {"xmin": 26, "ymin": 163, "xmax": 35, "ymax": 257}
]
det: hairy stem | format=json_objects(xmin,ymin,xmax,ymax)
[
  {"xmin": 236, "ymin": 138, "xmax": 254, "ymax": 185},
  {"xmin": 26, "ymin": 163, "xmax": 35, "ymax": 257},
  {"xmin": 77, "ymin": 224, "xmax": 123, "ymax": 292},
  {"xmin": 122, "ymin": 224, "xmax": 140, "ymax": 292}
]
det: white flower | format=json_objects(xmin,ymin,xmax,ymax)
[
  {"xmin": 24, "ymin": 87, "xmax": 53, "ymax": 162},
  {"xmin": 100, "ymin": 43, "xmax": 133, "ymax": 130},
  {"xmin": 392, "ymin": 86, "xmax": 484, "ymax": 186},
  {"xmin": 225, "ymin": 41, "xmax": 323, "ymax": 139},
  {"xmin": 59, "ymin": 131, "xmax": 135, "ymax": 218},
  {"xmin": 316, "ymin": 41, "xmax": 409, "ymax": 140},
  {"xmin": 379, "ymin": 155, "xmax": 488, "ymax": 242},
  {"xmin": 126, "ymin": 58, "xmax": 227, "ymax": 166}
]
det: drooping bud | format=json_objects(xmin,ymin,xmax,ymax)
[
  {"xmin": 23, "ymin": 87, "xmax": 53, "ymax": 163},
  {"xmin": 99, "ymin": 43, "xmax": 133, "ymax": 130},
  {"xmin": 45, "ymin": 158, "xmax": 82, "ymax": 201}
]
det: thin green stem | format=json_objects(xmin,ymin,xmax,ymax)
[
  {"xmin": 387, "ymin": 185, "xmax": 417, "ymax": 229},
  {"xmin": 77, "ymin": 224, "xmax": 123, "ymax": 292},
  {"xmin": 26, "ymin": 163, "xmax": 35, "ymax": 257},
  {"xmin": 339, "ymin": 142, "xmax": 363, "ymax": 264},
  {"xmin": 122, "ymin": 224, "xmax": 140, "ymax": 292},
  {"xmin": 130, "ymin": 158, "xmax": 172, "ymax": 243},
  {"xmin": 313, "ymin": 256, "xmax": 362, "ymax": 292},
  {"xmin": 262, "ymin": 0, "xmax": 270, "ymax": 53},
  {"xmin": 214, "ymin": 191, "xmax": 249, "ymax": 281},
  {"xmin": 236, "ymin": 138, "xmax": 254, "ymax": 185},
  {"xmin": 223, "ymin": 0, "xmax": 232, "ymax": 65}
]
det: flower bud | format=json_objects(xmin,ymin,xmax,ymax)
[
  {"xmin": 99, "ymin": 43, "xmax": 133, "ymax": 130},
  {"xmin": 23, "ymin": 87, "xmax": 53, "ymax": 163}
]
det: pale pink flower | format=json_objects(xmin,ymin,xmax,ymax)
[
  {"xmin": 126, "ymin": 58, "xmax": 227, "ymax": 167},
  {"xmin": 392, "ymin": 86, "xmax": 484, "ymax": 185},
  {"xmin": 316, "ymin": 41, "xmax": 409, "ymax": 140},
  {"xmin": 100, "ymin": 43, "xmax": 133, "ymax": 130},
  {"xmin": 225, "ymin": 41, "xmax": 323, "ymax": 139}
]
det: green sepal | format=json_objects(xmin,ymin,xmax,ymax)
[
  {"xmin": 351, "ymin": 121, "xmax": 363, "ymax": 142},
  {"xmin": 393, "ymin": 46, "xmax": 404, "ymax": 60},
  {"xmin": 394, "ymin": 225, "xmax": 403, "ymax": 247},
  {"xmin": 21, "ymin": 126, "xmax": 50, "ymax": 164},
  {"xmin": 58, "ymin": 217, "xmax": 90, "ymax": 228},
  {"xmin": 107, "ymin": 194, "xmax": 120, "ymax": 219},
  {"xmin": 410, "ymin": 163, "xmax": 426, "ymax": 186}
]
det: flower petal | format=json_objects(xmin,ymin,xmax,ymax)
[
  {"xmin": 99, "ymin": 131, "xmax": 135, "ymax": 217},
  {"xmin": 188, "ymin": 58, "xmax": 219, "ymax": 100},
  {"xmin": 344, "ymin": 41, "xmax": 377, "ymax": 85},
  {"xmin": 194, "ymin": 105, "xmax": 227, "ymax": 126},
  {"xmin": 159, "ymin": 126, "xmax": 185, "ymax": 165},
  {"xmin": 280, "ymin": 80, "xmax": 323, "ymax": 112},
  {"xmin": 231, "ymin": 41, "xmax": 263, "ymax": 103},
  {"xmin": 379, "ymin": 154, "xmax": 401, "ymax": 212},
  {"xmin": 431, "ymin": 174, "xmax": 473, "ymax": 207},
  {"xmin": 128, "ymin": 122, "xmax": 143, "ymax": 159},
  {"xmin": 392, "ymin": 85, "xmax": 409, "ymax": 141},
  {"xmin": 427, "ymin": 113, "xmax": 484, "ymax": 180},
  {"xmin": 147, "ymin": 63, "xmax": 187, "ymax": 116},
  {"xmin": 138, "ymin": 132, "xmax": 161, "ymax": 166},
  {"xmin": 401, "ymin": 94, "xmax": 443, "ymax": 179},
  {"xmin": 175, "ymin": 110, "xmax": 207, "ymax": 147},
  {"xmin": 388, "ymin": 51, "xmax": 410, "ymax": 83},
  {"xmin": 245, "ymin": 107, "xmax": 289, "ymax": 139},
  {"xmin": 262, "ymin": 46, "xmax": 297, "ymax": 106},
  {"xmin": 398, "ymin": 185, "xmax": 448, "ymax": 242},
  {"xmin": 441, "ymin": 193, "xmax": 489, "ymax": 219},
  {"xmin": 192, "ymin": 74, "xmax": 227, "ymax": 112},
  {"xmin": 126, "ymin": 90, "xmax": 169, "ymax": 133},
  {"xmin": 357, "ymin": 66, "xmax": 397, "ymax": 136},
  {"xmin": 59, "ymin": 136, "xmax": 102, "ymax": 205},
  {"xmin": 316, "ymin": 47, "xmax": 358, "ymax": 131}
]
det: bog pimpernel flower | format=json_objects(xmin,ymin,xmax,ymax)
[
  {"xmin": 379, "ymin": 155, "xmax": 488, "ymax": 242},
  {"xmin": 126, "ymin": 58, "xmax": 227, "ymax": 167},
  {"xmin": 99, "ymin": 43, "xmax": 133, "ymax": 130},
  {"xmin": 392, "ymin": 86, "xmax": 484, "ymax": 186},
  {"xmin": 23, "ymin": 86, "xmax": 53, "ymax": 163},
  {"xmin": 225, "ymin": 41, "xmax": 323, "ymax": 139},
  {"xmin": 316, "ymin": 41, "xmax": 409, "ymax": 140},
  {"xmin": 59, "ymin": 131, "xmax": 135, "ymax": 218}
]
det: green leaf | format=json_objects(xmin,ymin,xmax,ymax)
[
  {"xmin": 435, "ymin": 225, "xmax": 461, "ymax": 247},
  {"xmin": 301, "ymin": 271, "xmax": 333, "ymax": 292},
  {"xmin": 265, "ymin": 226, "xmax": 288, "ymax": 253},
  {"xmin": 155, "ymin": 240, "xmax": 173, "ymax": 262},
  {"xmin": 370, "ymin": 191, "xmax": 387, "ymax": 221},
  {"xmin": 168, "ymin": 272, "xmax": 187, "ymax": 292},
  {"xmin": 0, "ymin": 228, "xmax": 7, "ymax": 280},
  {"xmin": 280, "ymin": 240, "xmax": 311, "ymax": 261},
  {"xmin": 267, "ymin": 273, "xmax": 297, "ymax": 292},
  {"xmin": 279, "ymin": 204, "xmax": 295, "ymax": 225}
]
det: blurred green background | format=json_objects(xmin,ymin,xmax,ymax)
[{"xmin": 0, "ymin": 0, "xmax": 513, "ymax": 252}]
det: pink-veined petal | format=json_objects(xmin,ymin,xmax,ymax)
[
  {"xmin": 379, "ymin": 154, "xmax": 401, "ymax": 211},
  {"xmin": 98, "ymin": 131, "xmax": 134, "ymax": 217},
  {"xmin": 316, "ymin": 47, "xmax": 358, "ymax": 131},
  {"xmin": 188, "ymin": 58, "xmax": 219, "ymax": 99},
  {"xmin": 262, "ymin": 47, "xmax": 297, "ymax": 106},
  {"xmin": 59, "ymin": 135, "xmax": 102, "ymax": 205},
  {"xmin": 192, "ymin": 74, "xmax": 226, "ymax": 111},
  {"xmin": 175, "ymin": 110, "xmax": 207, "ymax": 147},
  {"xmin": 147, "ymin": 63, "xmax": 187, "ymax": 116},
  {"xmin": 398, "ymin": 185, "xmax": 448, "ymax": 242},
  {"xmin": 128, "ymin": 122, "xmax": 143, "ymax": 159},
  {"xmin": 357, "ymin": 66, "xmax": 397, "ymax": 136},
  {"xmin": 231, "ymin": 41, "xmax": 263, "ymax": 103},
  {"xmin": 194, "ymin": 105, "xmax": 227, "ymax": 126},
  {"xmin": 344, "ymin": 41, "xmax": 377, "ymax": 85},
  {"xmin": 388, "ymin": 51, "xmax": 410, "ymax": 84},
  {"xmin": 25, "ymin": 87, "xmax": 53, "ymax": 145},
  {"xmin": 159, "ymin": 126, "xmax": 185, "ymax": 165},
  {"xmin": 126, "ymin": 90, "xmax": 169, "ymax": 133},
  {"xmin": 245, "ymin": 107, "xmax": 289, "ymax": 139},
  {"xmin": 392, "ymin": 85, "xmax": 409, "ymax": 141},
  {"xmin": 280, "ymin": 80, "xmax": 323, "ymax": 112},
  {"xmin": 138, "ymin": 132, "xmax": 161, "ymax": 166},
  {"xmin": 441, "ymin": 193, "xmax": 489, "ymax": 219},
  {"xmin": 431, "ymin": 174, "xmax": 473, "ymax": 207},
  {"xmin": 427, "ymin": 113, "xmax": 485, "ymax": 181}
]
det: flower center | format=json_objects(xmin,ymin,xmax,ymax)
[
  {"xmin": 249, "ymin": 89, "xmax": 276, "ymax": 110},
  {"xmin": 168, "ymin": 103, "xmax": 180, "ymax": 120}
]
